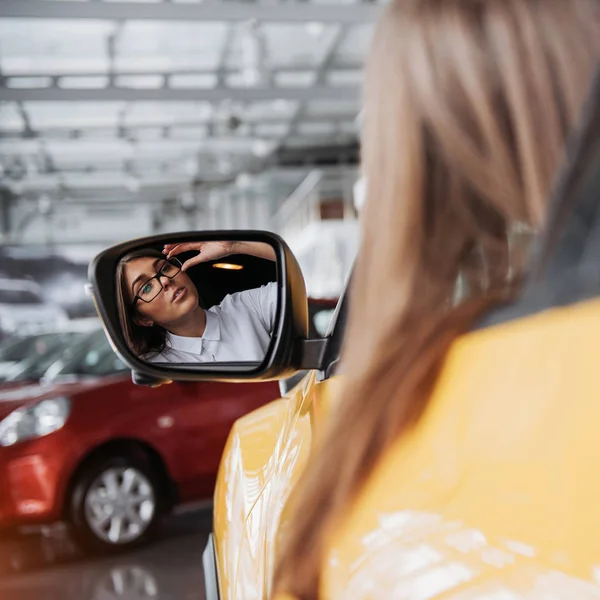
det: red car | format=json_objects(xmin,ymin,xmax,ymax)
[
  {"xmin": 0, "ymin": 298, "xmax": 336, "ymax": 553},
  {"xmin": 0, "ymin": 328, "xmax": 280, "ymax": 552}
]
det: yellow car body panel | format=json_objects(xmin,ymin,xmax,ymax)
[
  {"xmin": 314, "ymin": 298, "xmax": 600, "ymax": 598},
  {"xmin": 213, "ymin": 371, "xmax": 343, "ymax": 599},
  {"xmin": 216, "ymin": 288, "xmax": 600, "ymax": 598}
]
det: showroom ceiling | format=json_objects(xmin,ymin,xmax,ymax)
[{"xmin": 0, "ymin": 0, "xmax": 376, "ymax": 200}]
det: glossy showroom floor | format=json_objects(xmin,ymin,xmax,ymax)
[{"xmin": 0, "ymin": 505, "xmax": 211, "ymax": 600}]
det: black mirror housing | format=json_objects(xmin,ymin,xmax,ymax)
[{"xmin": 88, "ymin": 230, "xmax": 312, "ymax": 383}]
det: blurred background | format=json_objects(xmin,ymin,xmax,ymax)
[
  {"xmin": 0, "ymin": 1, "xmax": 376, "ymax": 597},
  {"xmin": 0, "ymin": 0, "xmax": 376, "ymax": 343}
]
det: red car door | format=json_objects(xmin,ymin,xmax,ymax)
[{"xmin": 165, "ymin": 380, "xmax": 279, "ymax": 501}]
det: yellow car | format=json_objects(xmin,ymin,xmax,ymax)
[{"xmin": 206, "ymin": 298, "xmax": 346, "ymax": 600}]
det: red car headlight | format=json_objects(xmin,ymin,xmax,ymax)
[{"xmin": 0, "ymin": 397, "xmax": 71, "ymax": 447}]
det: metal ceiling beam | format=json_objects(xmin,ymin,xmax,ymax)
[
  {"xmin": 276, "ymin": 142, "xmax": 359, "ymax": 166},
  {"xmin": 0, "ymin": 64, "xmax": 362, "ymax": 82},
  {"xmin": 216, "ymin": 24, "xmax": 237, "ymax": 87},
  {"xmin": 0, "ymin": 1, "xmax": 380, "ymax": 23},
  {"xmin": 0, "ymin": 85, "xmax": 360, "ymax": 103},
  {"xmin": 285, "ymin": 24, "xmax": 349, "ymax": 139},
  {"xmin": 15, "ymin": 102, "xmax": 36, "ymax": 138},
  {"xmin": 0, "ymin": 116, "xmax": 358, "ymax": 138},
  {"xmin": 317, "ymin": 25, "xmax": 349, "ymax": 85},
  {"xmin": 9, "ymin": 176, "xmax": 193, "ymax": 194}
]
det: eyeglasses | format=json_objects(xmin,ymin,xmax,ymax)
[{"xmin": 132, "ymin": 258, "xmax": 182, "ymax": 305}]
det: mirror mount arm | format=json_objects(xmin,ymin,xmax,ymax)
[
  {"xmin": 131, "ymin": 370, "xmax": 172, "ymax": 388},
  {"xmin": 295, "ymin": 338, "xmax": 329, "ymax": 371}
]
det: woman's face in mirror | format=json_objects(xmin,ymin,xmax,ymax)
[{"xmin": 124, "ymin": 256, "xmax": 199, "ymax": 329}]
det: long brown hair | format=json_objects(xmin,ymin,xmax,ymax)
[
  {"xmin": 116, "ymin": 249, "xmax": 170, "ymax": 357},
  {"xmin": 274, "ymin": 1, "xmax": 599, "ymax": 597}
]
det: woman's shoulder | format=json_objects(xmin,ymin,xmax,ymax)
[
  {"xmin": 218, "ymin": 281, "xmax": 276, "ymax": 309},
  {"xmin": 142, "ymin": 341, "xmax": 172, "ymax": 363},
  {"xmin": 143, "ymin": 351, "xmax": 165, "ymax": 363}
]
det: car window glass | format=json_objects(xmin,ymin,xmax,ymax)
[
  {"xmin": 318, "ymin": 277, "xmax": 351, "ymax": 381},
  {"xmin": 313, "ymin": 309, "xmax": 336, "ymax": 337},
  {"xmin": 50, "ymin": 332, "xmax": 127, "ymax": 378},
  {"xmin": 1, "ymin": 332, "xmax": 87, "ymax": 382},
  {"xmin": 0, "ymin": 333, "xmax": 54, "ymax": 362}
]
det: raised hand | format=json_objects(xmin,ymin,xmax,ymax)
[{"xmin": 163, "ymin": 241, "xmax": 236, "ymax": 271}]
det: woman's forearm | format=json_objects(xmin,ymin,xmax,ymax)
[{"xmin": 232, "ymin": 241, "xmax": 276, "ymax": 262}]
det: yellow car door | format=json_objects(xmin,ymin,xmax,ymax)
[{"xmin": 209, "ymin": 295, "xmax": 348, "ymax": 600}]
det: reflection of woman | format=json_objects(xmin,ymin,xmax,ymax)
[
  {"xmin": 273, "ymin": 0, "xmax": 599, "ymax": 598},
  {"xmin": 116, "ymin": 241, "xmax": 276, "ymax": 363}
]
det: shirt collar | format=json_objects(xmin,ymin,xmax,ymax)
[
  {"xmin": 165, "ymin": 310, "xmax": 221, "ymax": 353},
  {"xmin": 203, "ymin": 309, "xmax": 221, "ymax": 341}
]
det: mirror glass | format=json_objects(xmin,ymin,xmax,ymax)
[{"xmin": 115, "ymin": 240, "xmax": 277, "ymax": 366}]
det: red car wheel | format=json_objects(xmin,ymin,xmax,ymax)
[{"xmin": 69, "ymin": 454, "xmax": 163, "ymax": 553}]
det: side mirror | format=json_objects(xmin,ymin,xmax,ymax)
[{"xmin": 88, "ymin": 230, "xmax": 328, "ymax": 385}]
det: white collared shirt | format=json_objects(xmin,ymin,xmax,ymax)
[{"xmin": 147, "ymin": 281, "xmax": 276, "ymax": 364}]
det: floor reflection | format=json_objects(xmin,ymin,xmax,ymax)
[{"xmin": 0, "ymin": 506, "xmax": 211, "ymax": 600}]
